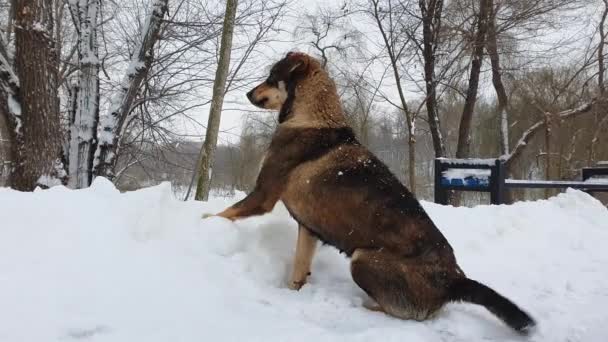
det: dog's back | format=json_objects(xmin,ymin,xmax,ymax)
[{"xmin": 280, "ymin": 126, "xmax": 450, "ymax": 259}]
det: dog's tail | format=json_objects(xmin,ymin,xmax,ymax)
[{"xmin": 448, "ymin": 277, "xmax": 536, "ymax": 334}]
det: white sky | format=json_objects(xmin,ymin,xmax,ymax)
[
  {"xmin": 202, "ymin": 0, "xmax": 339, "ymax": 145},
  {"xmin": 201, "ymin": 0, "xmax": 599, "ymax": 146}
]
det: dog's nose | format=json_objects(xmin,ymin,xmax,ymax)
[{"xmin": 246, "ymin": 89, "xmax": 254, "ymax": 102}]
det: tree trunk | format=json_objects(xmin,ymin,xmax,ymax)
[
  {"xmin": 486, "ymin": 0, "xmax": 510, "ymax": 156},
  {"xmin": 455, "ymin": 0, "xmax": 490, "ymax": 159},
  {"xmin": 68, "ymin": 0, "xmax": 100, "ymax": 189},
  {"xmin": 599, "ymin": 0, "xmax": 607, "ymax": 95},
  {"xmin": 408, "ymin": 135, "xmax": 416, "ymax": 194},
  {"xmin": 419, "ymin": 0, "xmax": 446, "ymax": 157},
  {"xmin": 93, "ymin": 0, "xmax": 168, "ymax": 180},
  {"xmin": 11, "ymin": 0, "xmax": 64, "ymax": 190},
  {"xmin": 543, "ymin": 111, "xmax": 553, "ymax": 199},
  {"xmin": 0, "ymin": 36, "xmax": 20, "ymax": 185},
  {"xmin": 195, "ymin": 0, "xmax": 238, "ymax": 201},
  {"xmin": 371, "ymin": 0, "xmax": 416, "ymax": 194},
  {"xmin": 0, "ymin": 92, "xmax": 11, "ymax": 183}
]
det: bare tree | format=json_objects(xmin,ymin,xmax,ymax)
[
  {"xmin": 419, "ymin": 0, "xmax": 446, "ymax": 157},
  {"xmin": 93, "ymin": 0, "xmax": 169, "ymax": 180},
  {"xmin": 486, "ymin": 0, "xmax": 510, "ymax": 156},
  {"xmin": 455, "ymin": 0, "xmax": 490, "ymax": 159},
  {"xmin": 294, "ymin": 3, "xmax": 361, "ymax": 69},
  {"xmin": 194, "ymin": 0, "xmax": 238, "ymax": 201},
  {"xmin": 503, "ymin": 99, "xmax": 599, "ymax": 168},
  {"xmin": 368, "ymin": 0, "xmax": 418, "ymax": 194}
]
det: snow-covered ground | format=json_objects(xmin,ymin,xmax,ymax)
[{"xmin": 1, "ymin": 179, "xmax": 607, "ymax": 342}]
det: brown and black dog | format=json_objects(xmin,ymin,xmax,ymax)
[{"xmin": 206, "ymin": 52, "xmax": 536, "ymax": 333}]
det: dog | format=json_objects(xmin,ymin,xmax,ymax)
[{"xmin": 205, "ymin": 52, "xmax": 536, "ymax": 333}]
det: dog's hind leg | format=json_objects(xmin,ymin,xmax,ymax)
[
  {"xmin": 288, "ymin": 225, "xmax": 318, "ymax": 290},
  {"xmin": 350, "ymin": 248, "xmax": 445, "ymax": 321}
]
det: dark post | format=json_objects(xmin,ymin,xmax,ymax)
[
  {"xmin": 490, "ymin": 159, "xmax": 506, "ymax": 205},
  {"xmin": 434, "ymin": 159, "xmax": 448, "ymax": 205}
]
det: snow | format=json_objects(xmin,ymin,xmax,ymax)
[
  {"xmin": 584, "ymin": 176, "xmax": 608, "ymax": 184},
  {"xmin": 437, "ymin": 158, "xmax": 497, "ymax": 166},
  {"xmin": 1, "ymin": 180, "xmax": 608, "ymax": 341},
  {"xmin": 31, "ymin": 21, "xmax": 48, "ymax": 33},
  {"xmin": 36, "ymin": 174, "xmax": 64, "ymax": 188},
  {"xmin": 442, "ymin": 168, "xmax": 491, "ymax": 180},
  {"xmin": 7, "ymin": 94, "xmax": 21, "ymax": 117},
  {"xmin": 441, "ymin": 168, "xmax": 491, "ymax": 187}
]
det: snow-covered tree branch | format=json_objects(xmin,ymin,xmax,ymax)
[
  {"xmin": 502, "ymin": 99, "xmax": 599, "ymax": 167},
  {"xmin": 93, "ymin": 0, "xmax": 169, "ymax": 180}
]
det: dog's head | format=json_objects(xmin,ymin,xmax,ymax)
[{"xmin": 246, "ymin": 52, "xmax": 321, "ymax": 110}]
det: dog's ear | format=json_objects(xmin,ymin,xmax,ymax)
[{"xmin": 285, "ymin": 52, "xmax": 310, "ymax": 76}]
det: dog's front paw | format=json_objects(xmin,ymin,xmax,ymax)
[{"xmin": 288, "ymin": 280, "xmax": 306, "ymax": 291}]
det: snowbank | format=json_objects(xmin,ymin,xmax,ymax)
[{"xmin": 1, "ymin": 179, "xmax": 607, "ymax": 341}]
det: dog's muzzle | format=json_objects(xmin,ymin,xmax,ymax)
[
  {"xmin": 246, "ymin": 89, "xmax": 255, "ymax": 103},
  {"xmin": 246, "ymin": 88, "xmax": 267, "ymax": 107}
]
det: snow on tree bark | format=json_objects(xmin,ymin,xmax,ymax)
[
  {"xmin": 68, "ymin": 0, "xmax": 100, "ymax": 189},
  {"xmin": 92, "ymin": 0, "xmax": 168, "ymax": 180},
  {"xmin": 195, "ymin": 0, "xmax": 239, "ymax": 201},
  {"xmin": 0, "ymin": 39, "xmax": 22, "ymax": 134},
  {"xmin": 8, "ymin": 0, "xmax": 65, "ymax": 191}
]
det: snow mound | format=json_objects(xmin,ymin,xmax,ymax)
[{"xmin": 1, "ymin": 182, "xmax": 607, "ymax": 341}]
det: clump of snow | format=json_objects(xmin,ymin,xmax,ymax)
[
  {"xmin": 442, "ymin": 168, "xmax": 491, "ymax": 180},
  {"xmin": 0, "ymin": 183, "xmax": 607, "ymax": 341},
  {"xmin": 7, "ymin": 95, "xmax": 21, "ymax": 116},
  {"xmin": 437, "ymin": 157, "xmax": 497, "ymax": 166},
  {"xmin": 584, "ymin": 175, "xmax": 608, "ymax": 184},
  {"xmin": 441, "ymin": 168, "xmax": 492, "ymax": 187},
  {"xmin": 36, "ymin": 174, "xmax": 64, "ymax": 188}
]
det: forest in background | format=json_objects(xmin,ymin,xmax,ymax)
[{"xmin": 1, "ymin": 0, "xmax": 607, "ymax": 205}]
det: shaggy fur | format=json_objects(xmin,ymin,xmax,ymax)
[{"xmin": 208, "ymin": 52, "xmax": 536, "ymax": 334}]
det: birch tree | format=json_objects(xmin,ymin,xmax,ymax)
[
  {"xmin": 67, "ymin": 0, "xmax": 100, "ymax": 188},
  {"xmin": 194, "ymin": 0, "xmax": 238, "ymax": 201}
]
